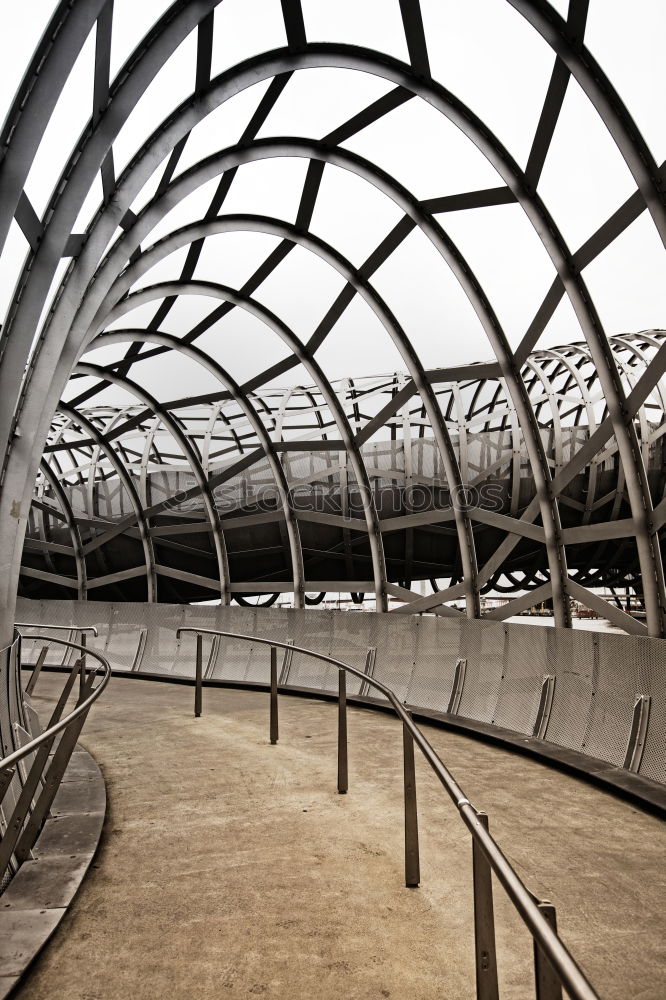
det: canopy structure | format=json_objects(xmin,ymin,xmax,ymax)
[
  {"xmin": 22, "ymin": 331, "xmax": 665, "ymax": 634},
  {"xmin": 0, "ymin": 0, "xmax": 664, "ymax": 638}
]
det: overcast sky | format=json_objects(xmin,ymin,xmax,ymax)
[{"xmin": 1, "ymin": 0, "xmax": 664, "ymax": 407}]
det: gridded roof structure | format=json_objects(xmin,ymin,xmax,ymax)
[{"xmin": 0, "ymin": 0, "xmax": 665, "ymax": 639}]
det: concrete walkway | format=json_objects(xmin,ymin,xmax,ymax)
[{"xmin": 16, "ymin": 676, "xmax": 666, "ymax": 1000}]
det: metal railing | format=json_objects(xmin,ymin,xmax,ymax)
[
  {"xmin": 0, "ymin": 630, "xmax": 110, "ymax": 887},
  {"xmin": 177, "ymin": 627, "xmax": 599, "ymax": 1000},
  {"xmin": 16, "ymin": 623, "xmax": 99, "ymax": 695}
]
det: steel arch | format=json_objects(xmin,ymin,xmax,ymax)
[{"xmin": 0, "ymin": 1, "xmax": 663, "ymax": 640}]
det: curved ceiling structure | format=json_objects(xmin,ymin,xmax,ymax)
[
  {"xmin": 22, "ymin": 331, "xmax": 666, "ymax": 635},
  {"xmin": 0, "ymin": 0, "xmax": 665, "ymax": 641}
]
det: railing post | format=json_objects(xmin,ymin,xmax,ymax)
[
  {"xmin": 26, "ymin": 645, "xmax": 48, "ymax": 696},
  {"xmin": 473, "ymin": 811, "xmax": 499, "ymax": 1000},
  {"xmin": 0, "ymin": 657, "xmax": 83, "ymax": 880},
  {"xmin": 0, "ymin": 766, "xmax": 15, "ymax": 809},
  {"xmin": 337, "ymin": 668, "xmax": 348, "ymax": 794},
  {"xmin": 402, "ymin": 721, "xmax": 420, "ymax": 887},
  {"xmin": 270, "ymin": 646, "xmax": 278, "ymax": 745},
  {"xmin": 194, "ymin": 633, "xmax": 203, "ymax": 718},
  {"xmin": 14, "ymin": 664, "xmax": 97, "ymax": 865},
  {"xmin": 534, "ymin": 901, "xmax": 563, "ymax": 1000}
]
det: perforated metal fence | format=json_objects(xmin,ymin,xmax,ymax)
[{"xmin": 16, "ymin": 598, "xmax": 666, "ymax": 786}]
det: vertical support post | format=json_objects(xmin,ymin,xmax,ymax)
[
  {"xmin": 473, "ymin": 812, "xmax": 499, "ymax": 1000},
  {"xmin": 402, "ymin": 722, "xmax": 420, "ymax": 887},
  {"xmin": 270, "ymin": 646, "xmax": 278, "ymax": 745},
  {"xmin": 26, "ymin": 645, "xmax": 48, "ymax": 696},
  {"xmin": 337, "ymin": 668, "xmax": 348, "ymax": 794},
  {"xmin": 534, "ymin": 902, "xmax": 563, "ymax": 1000},
  {"xmin": 0, "ymin": 767, "xmax": 15, "ymax": 809},
  {"xmin": 195, "ymin": 633, "xmax": 203, "ymax": 718}
]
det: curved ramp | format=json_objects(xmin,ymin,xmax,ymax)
[
  {"xmin": 15, "ymin": 675, "xmax": 666, "ymax": 1000},
  {"xmin": 0, "ymin": 746, "xmax": 104, "ymax": 999}
]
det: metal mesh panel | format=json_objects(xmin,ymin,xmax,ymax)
[
  {"xmin": 244, "ymin": 608, "xmax": 290, "ymax": 683},
  {"xmin": 162, "ymin": 603, "xmax": 211, "ymax": 677},
  {"xmin": 583, "ymin": 633, "xmax": 643, "ymax": 766},
  {"xmin": 16, "ymin": 599, "xmax": 74, "ymax": 666},
  {"xmin": 285, "ymin": 610, "xmax": 337, "ymax": 690},
  {"xmin": 466, "ymin": 431, "xmax": 512, "ymax": 481},
  {"xmin": 545, "ymin": 629, "xmax": 595, "ymax": 751},
  {"xmin": 413, "ymin": 440, "xmax": 440, "ymax": 481},
  {"xmin": 82, "ymin": 604, "xmax": 113, "ymax": 660},
  {"xmin": 16, "ymin": 598, "xmax": 112, "ymax": 667},
  {"xmin": 372, "ymin": 615, "xmax": 417, "ymax": 702},
  {"xmin": 492, "ymin": 623, "xmax": 548, "ymax": 734},
  {"xmin": 636, "ymin": 640, "xmax": 666, "ymax": 784},
  {"xmin": 13, "ymin": 599, "xmax": 666, "ymax": 785},
  {"xmin": 213, "ymin": 607, "xmax": 256, "ymax": 680},
  {"xmin": 16, "ymin": 628, "xmax": 71, "ymax": 667},
  {"xmin": 139, "ymin": 603, "xmax": 184, "ymax": 675},
  {"xmin": 457, "ymin": 619, "xmax": 505, "ymax": 723},
  {"xmin": 365, "ymin": 441, "xmax": 405, "ymax": 489},
  {"xmin": 67, "ymin": 482, "xmax": 88, "ymax": 515},
  {"xmin": 406, "ymin": 616, "xmax": 460, "ymax": 710},
  {"xmin": 329, "ymin": 612, "xmax": 374, "ymax": 696},
  {"xmin": 105, "ymin": 604, "xmax": 148, "ymax": 672}
]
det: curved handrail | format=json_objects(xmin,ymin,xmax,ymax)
[
  {"xmin": 0, "ymin": 633, "xmax": 110, "ymax": 773},
  {"xmin": 15, "ymin": 622, "xmax": 99, "ymax": 636},
  {"xmin": 177, "ymin": 626, "xmax": 599, "ymax": 1000}
]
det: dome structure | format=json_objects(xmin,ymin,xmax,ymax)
[{"xmin": 0, "ymin": 0, "xmax": 664, "ymax": 637}]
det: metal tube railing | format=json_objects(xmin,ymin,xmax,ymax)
[
  {"xmin": 4, "ymin": 633, "xmax": 110, "ymax": 768},
  {"xmin": 15, "ymin": 623, "xmax": 99, "ymax": 636},
  {"xmin": 0, "ymin": 631, "xmax": 110, "ymax": 885},
  {"xmin": 16, "ymin": 623, "xmax": 99, "ymax": 696},
  {"xmin": 176, "ymin": 626, "xmax": 599, "ymax": 1000}
]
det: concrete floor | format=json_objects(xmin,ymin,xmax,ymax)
[{"xmin": 15, "ymin": 675, "xmax": 666, "ymax": 1000}]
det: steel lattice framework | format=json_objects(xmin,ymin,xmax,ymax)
[
  {"xmin": 23, "ymin": 332, "xmax": 666, "ymax": 632},
  {"xmin": 0, "ymin": 0, "xmax": 665, "ymax": 640}
]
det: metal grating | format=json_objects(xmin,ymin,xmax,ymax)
[
  {"xmin": 140, "ymin": 603, "xmax": 185, "ymax": 675},
  {"xmin": 636, "ymin": 639, "xmax": 666, "ymax": 784},
  {"xmin": 582, "ymin": 633, "xmax": 645, "ymax": 766},
  {"xmin": 329, "ymin": 613, "xmax": 375, "ymax": 697},
  {"xmin": 543, "ymin": 629, "xmax": 596, "ymax": 752},
  {"xmin": 215, "ymin": 607, "xmax": 256, "ymax": 681},
  {"xmin": 492, "ymin": 624, "xmax": 548, "ymax": 735},
  {"xmin": 105, "ymin": 605, "xmax": 150, "ymax": 673},
  {"xmin": 243, "ymin": 609, "xmax": 291, "ymax": 685},
  {"xmin": 288, "ymin": 611, "xmax": 337, "ymax": 691},
  {"xmin": 457, "ymin": 619, "xmax": 505, "ymax": 723},
  {"xmin": 406, "ymin": 616, "xmax": 460, "ymax": 711},
  {"xmin": 370, "ymin": 615, "xmax": 418, "ymax": 703},
  {"xmin": 14, "ymin": 599, "xmax": 666, "ymax": 786}
]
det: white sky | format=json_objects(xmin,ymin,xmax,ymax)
[{"xmin": 1, "ymin": 0, "xmax": 664, "ymax": 406}]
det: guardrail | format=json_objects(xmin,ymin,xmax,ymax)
[
  {"xmin": 16, "ymin": 623, "xmax": 99, "ymax": 695},
  {"xmin": 0, "ymin": 630, "xmax": 110, "ymax": 888},
  {"xmin": 15, "ymin": 623, "xmax": 99, "ymax": 635},
  {"xmin": 178, "ymin": 626, "xmax": 599, "ymax": 1000}
]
